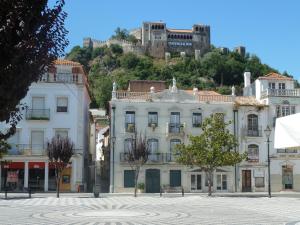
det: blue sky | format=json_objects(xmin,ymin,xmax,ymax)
[{"xmin": 59, "ymin": 0, "xmax": 299, "ymax": 80}]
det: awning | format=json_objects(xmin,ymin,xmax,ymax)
[{"xmin": 274, "ymin": 113, "xmax": 300, "ymax": 149}]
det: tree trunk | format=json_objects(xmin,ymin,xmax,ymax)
[
  {"xmin": 56, "ymin": 169, "xmax": 61, "ymax": 198},
  {"xmin": 134, "ymin": 167, "xmax": 140, "ymax": 197},
  {"xmin": 208, "ymin": 170, "xmax": 212, "ymax": 197}
]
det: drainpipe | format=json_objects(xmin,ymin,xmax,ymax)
[
  {"xmin": 110, "ymin": 105, "xmax": 116, "ymax": 193},
  {"xmin": 233, "ymin": 109, "xmax": 238, "ymax": 192}
]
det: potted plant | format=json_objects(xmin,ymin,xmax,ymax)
[{"xmin": 137, "ymin": 183, "xmax": 145, "ymax": 193}]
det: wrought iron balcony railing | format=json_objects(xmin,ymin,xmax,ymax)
[
  {"xmin": 243, "ymin": 127, "xmax": 262, "ymax": 137},
  {"xmin": 25, "ymin": 109, "xmax": 50, "ymax": 120},
  {"xmin": 6, "ymin": 144, "xmax": 46, "ymax": 156}
]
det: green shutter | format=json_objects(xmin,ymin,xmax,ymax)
[
  {"xmin": 124, "ymin": 170, "xmax": 135, "ymax": 187},
  {"xmin": 170, "ymin": 170, "xmax": 181, "ymax": 187}
]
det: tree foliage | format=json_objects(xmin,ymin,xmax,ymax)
[
  {"xmin": 0, "ymin": 0, "xmax": 68, "ymax": 148},
  {"xmin": 47, "ymin": 136, "xmax": 74, "ymax": 198},
  {"xmin": 176, "ymin": 114, "xmax": 247, "ymax": 196},
  {"xmin": 125, "ymin": 132, "xmax": 150, "ymax": 197},
  {"xmin": 65, "ymin": 41, "xmax": 293, "ymax": 109}
]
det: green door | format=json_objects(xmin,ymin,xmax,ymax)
[{"xmin": 146, "ymin": 169, "xmax": 160, "ymax": 193}]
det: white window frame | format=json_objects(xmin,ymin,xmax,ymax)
[{"xmin": 56, "ymin": 96, "xmax": 68, "ymax": 113}]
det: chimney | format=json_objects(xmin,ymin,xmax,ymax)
[{"xmin": 244, "ymin": 71, "xmax": 251, "ymax": 88}]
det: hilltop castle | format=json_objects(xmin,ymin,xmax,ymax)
[{"xmin": 83, "ymin": 21, "xmax": 211, "ymax": 58}]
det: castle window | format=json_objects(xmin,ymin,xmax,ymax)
[
  {"xmin": 195, "ymin": 27, "xmax": 199, "ymax": 32},
  {"xmin": 151, "ymin": 25, "xmax": 154, "ymax": 29}
]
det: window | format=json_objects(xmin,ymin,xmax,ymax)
[
  {"xmin": 217, "ymin": 174, "xmax": 227, "ymax": 190},
  {"xmin": 248, "ymin": 144, "xmax": 259, "ymax": 162},
  {"xmin": 148, "ymin": 112, "xmax": 158, "ymax": 127},
  {"xmin": 148, "ymin": 139, "xmax": 159, "ymax": 161},
  {"xmin": 192, "ymin": 113, "xmax": 202, "ymax": 127},
  {"xmin": 124, "ymin": 138, "xmax": 134, "ymax": 153},
  {"xmin": 247, "ymin": 114, "xmax": 259, "ymax": 136},
  {"xmin": 55, "ymin": 129, "xmax": 68, "ymax": 138},
  {"xmin": 279, "ymin": 83, "xmax": 286, "ymax": 90},
  {"xmin": 276, "ymin": 104, "xmax": 296, "ymax": 118},
  {"xmin": 125, "ymin": 111, "xmax": 135, "ymax": 132},
  {"xmin": 255, "ymin": 177, "xmax": 264, "ymax": 188},
  {"xmin": 170, "ymin": 170, "xmax": 181, "ymax": 187},
  {"xmin": 168, "ymin": 139, "xmax": 181, "ymax": 161},
  {"xmin": 191, "ymin": 174, "xmax": 202, "ymax": 191},
  {"xmin": 124, "ymin": 170, "xmax": 135, "ymax": 188},
  {"xmin": 170, "ymin": 139, "xmax": 181, "ymax": 153},
  {"xmin": 31, "ymin": 130, "xmax": 44, "ymax": 153},
  {"xmin": 169, "ymin": 112, "xmax": 180, "ymax": 133},
  {"xmin": 57, "ymin": 97, "xmax": 68, "ymax": 112},
  {"xmin": 268, "ymin": 82, "xmax": 275, "ymax": 89},
  {"xmin": 148, "ymin": 139, "xmax": 158, "ymax": 154},
  {"xmin": 31, "ymin": 97, "xmax": 46, "ymax": 118}
]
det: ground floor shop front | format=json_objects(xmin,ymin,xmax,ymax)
[
  {"xmin": 113, "ymin": 165, "xmax": 235, "ymax": 193},
  {"xmin": 0, "ymin": 157, "xmax": 83, "ymax": 192}
]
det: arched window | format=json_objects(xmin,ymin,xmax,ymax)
[
  {"xmin": 168, "ymin": 139, "xmax": 181, "ymax": 162},
  {"xmin": 247, "ymin": 114, "xmax": 259, "ymax": 136},
  {"xmin": 148, "ymin": 138, "xmax": 158, "ymax": 154},
  {"xmin": 170, "ymin": 139, "xmax": 181, "ymax": 153},
  {"xmin": 148, "ymin": 139, "xmax": 159, "ymax": 162},
  {"xmin": 248, "ymin": 144, "xmax": 259, "ymax": 162},
  {"xmin": 124, "ymin": 138, "xmax": 134, "ymax": 153}
]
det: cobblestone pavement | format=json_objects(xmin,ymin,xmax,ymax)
[{"xmin": 1, "ymin": 194, "xmax": 300, "ymax": 225}]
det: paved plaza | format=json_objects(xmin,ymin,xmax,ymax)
[{"xmin": 1, "ymin": 193, "xmax": 300, "ymax": 225}]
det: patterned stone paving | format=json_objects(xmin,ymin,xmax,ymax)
[{"xmin": 1, "ymin": 195, "xmax": 300, "ymax": 224}]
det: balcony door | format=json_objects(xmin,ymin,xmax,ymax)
[
  {"xmin": 32, "ymin": 97, "xmax": 45, "ymax": 117},
  {"xmin": 31, "ymin": 131, "xmax": 44, "ymax": 155},
  {"xmin": 247, "ymin": 114, "xmax": 258, "ymax": 136},
  {"xmin": 170, "ymin": 112, "xmax": 180, "ymax": 133},
  {"xmin": 191, "ymin": 173, "xmax": 202, "ymax": 191},
  {"xmin": 148, "ymin": 139, "xmax": 159, "ymax": 162}
]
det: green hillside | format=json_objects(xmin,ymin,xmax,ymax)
[{"xmin": 66, "ymin": 41, "xmax": 293, "ymax": 109}]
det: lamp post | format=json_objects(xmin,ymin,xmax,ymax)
[{"xmin": 264, "ymin": 125, "xmax": 272, "ymax": 198}]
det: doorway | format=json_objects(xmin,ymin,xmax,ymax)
[
  {"xmin": 191, "ymin": 174, "xmax": 202, "ymax": 191},
  {"xmin": 217, "ymin": 174, "xmax": 227, "ymax": 191},
  {"xmin": 145, "ymin": 169, "xmax": 160, "ymax": 193},
  {"xmin": 282, "ymin": 165, "xmax": 293, "ymax": 190},
  {"xmin": 242, "ymin": 170, "xmax": 251, "ymax": 192}
]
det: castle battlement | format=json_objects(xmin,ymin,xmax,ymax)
[{"xmin": 84, "ymin": 21, "xmax": 211, "ymax": 58}]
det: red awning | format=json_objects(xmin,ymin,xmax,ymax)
[
  {"xmin": 29, "ymin": 162, "xmax": 45, "ymax": 169},
  {"xmin": 1, "ymin": 162, "xmax": 25, "ymax": 169}
]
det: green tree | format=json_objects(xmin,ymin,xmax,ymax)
[
  {"xmin": 66, "ymin": 46, "xmax": 92, "ymax": 71},
  {"xmin": 0, "ymin": 0, "xmax": 68, "ymax": 155},
  {"xmin": 176, "ymin": 114, "xmax": 247, "ymax": 196}
]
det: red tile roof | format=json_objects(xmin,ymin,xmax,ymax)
[{"xmin": 258, "ymin": 72, "xmax": 293, "ymax": 81}]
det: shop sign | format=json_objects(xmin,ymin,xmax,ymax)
[{"xmin": 7, "ymin": 171, "xmax": 18, "ymax": 183}]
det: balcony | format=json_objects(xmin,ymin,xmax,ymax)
[
  {"xmin": 39, "ymin": 73, "xmax": 85, "ymax": 84},
  {"xmin": 125, "ymin": 123, "xmax": 135, "ymax": 133},
  {"xmin": 26, "ymin": 109, "xmax": 50, "ymax": 120},
  {"xmin": 243, "ymin": 127, "xmax": 262, "ymax": 137},
  {"xmin": 167, "ymin": 123, "xmax": 185, "ymax": 135},
  {"xmin": 261, "ymin": 88, "xmax": 300, "ymax": 98},
  {"xmin": 247, "ymin": 155, "xmax": 259, "ymax": 163},
  {"xmin": 165, "ymin": 153, "xmax": 178, "ymax": 162},
  {"xmin": 120, "ymin": 152, "xmax": 164, "ymax": 163},
  {"xmin": 277, "ymin": 149, "xmax": 298, "ymax": 154},
  {"xmin": 6, "ymin": 144, "xmax": 46, "ymax": 156}
]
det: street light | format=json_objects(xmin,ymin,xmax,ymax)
[{"xmin": 264, "ymin": 125, "xmax": 272, "ymax": 198}]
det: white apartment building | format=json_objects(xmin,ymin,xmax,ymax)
[
  {"xmin": 0, "ymin": 59, "xmax": 90, "ymax": 192},
  {"xmin": 110, "ymin": 73, "xmax": 300, "ymax": 193}
]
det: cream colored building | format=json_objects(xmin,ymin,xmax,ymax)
[{"xmin": 109, "ymin": 73, "xmax": 300, "ymax": 193}]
